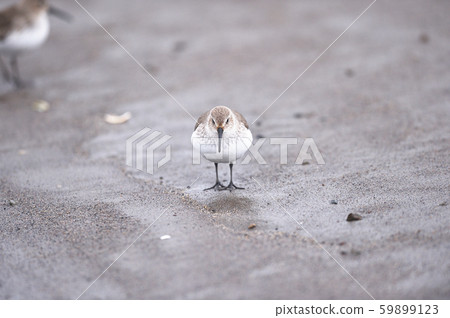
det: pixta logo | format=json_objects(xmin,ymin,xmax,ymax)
[{"xmin": 126, "ymin": 128, "xmax": 172, "ymax": 174}]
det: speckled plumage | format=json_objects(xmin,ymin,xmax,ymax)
[{"xmin": 0, "ymin": 0, "xmax": 48, "ymax": 42}]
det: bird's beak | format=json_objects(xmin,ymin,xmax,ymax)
[
  {"xmin": 217, "ymin": 127, "xmax": 224, "ymax": 153},
  {"xmin": 48, "ymin": 6, "xmax": 73, "ymax": 23}
]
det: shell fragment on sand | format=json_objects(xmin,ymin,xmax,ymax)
[
  {"xmin": 32, "ymin": 100, "xmax": 50, "ymax": 112},
  {"xmin": 104, "ymin": 112, "xmax": 132, "ymax": 124}
]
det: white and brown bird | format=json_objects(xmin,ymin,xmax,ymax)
[
  {"xmin": 0, "ymin": 0, "xmax": 71, "ymax": 88},
  {"xmin": 191, "ymin": 106, "xmax": 253, "ymax": 191}
]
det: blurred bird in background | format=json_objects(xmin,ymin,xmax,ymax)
[{"xmin": 0, "ymin": 0, "xmax": 71, "ymax": 88}]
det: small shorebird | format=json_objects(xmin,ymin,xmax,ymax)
[
  {"xmin": 0, "ymin": 0, "xmax": 72, "ymax": 88},
  {"xmin": 192, "ymin": 106, "xmax": 253, "ymax": 191}
]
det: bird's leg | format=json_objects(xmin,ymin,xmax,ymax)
[
  {"xmin": 10, "ymin": 56, "xmax": 25, "ymax": 89},
  {"xmin": 220, "ymin": 163, "xmax": 245, "ymax": 191},
  {"xmin": 0, "ymin": 56, "xmax": 11, "ymax": 83},
  {"xmin": 204, "ymin": 163, "xmax": 226, "ymax": 191}
]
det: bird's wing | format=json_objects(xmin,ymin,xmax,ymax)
[
  {"xmin": 233, "ymin": 110, "xmax": 249, "ymax": 129},
  {"xmin": 0, "ymin": 7, "xmax": 15, "ymax": 41},
  {"xmin": 0, "ymin": 6, "xmax": 31, "ymax": 41},
  {"xmin": 194, "ymin": 110, "xmax": 210, "ymax": 131}
]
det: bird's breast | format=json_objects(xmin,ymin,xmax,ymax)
[{"xmin": 191, "ymin": 127, "xmax": 253, "ymax": 163}]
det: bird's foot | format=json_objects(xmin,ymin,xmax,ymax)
[
  {"xmin": 203, "ymin": 182, "xmax": 227, "ymax": 191},
  {"xmin": 13, "ymin": 79, "xmax": 33, "ymax": 90},
  {"xmin": 1, "ymin": 72, "xmax": 11, "ymax": 83},
  {"xmin": 219, "ymin": 182, "xmax": 245, "ymax": 191}
]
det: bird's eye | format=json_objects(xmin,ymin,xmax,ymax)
[
  {"xmin": 226, "ymin": 118, "xmax": 229, "ymax": 124},
  {"xmin": 212, "ymin": 119, "xmax": 215, "ymax": 125}
]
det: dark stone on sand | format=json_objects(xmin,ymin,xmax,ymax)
[
  {"xmin": 351, "ymin": 249, "xmax": 361, "ymax": 256},
  {"xmin": 345, "ymin": 68, "xmax": 355, "ymax": 77},
  {"xmin": 173, "ymin": 41, "xmax": 187, "ymax": 53},
  {"xmin": 144, "ymin": 64, "xmax": 159, "ymax": 74},
  {"xmin": 330, "ymin": 200, "xmax": 338, "ymax": 205},
  {"xmin": 419, "ymin": 33, "xmax": 429, "ymax": 44},
  {"xmin": 346, "ymin": 213, "xmax": 362, "ymax": 222}
]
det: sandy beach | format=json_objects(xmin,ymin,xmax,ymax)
[{"xmin": 0, "ymin": 0, "xmax": 449, "ymax": 299}]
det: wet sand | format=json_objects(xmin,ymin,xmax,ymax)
[{"xmin": 0, "ymin": 0, "xmax": 449, "ymax": 299}]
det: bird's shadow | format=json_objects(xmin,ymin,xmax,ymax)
[{"xmin": 204, "ymin": 195, "xmax": 254, "ymax": 214}]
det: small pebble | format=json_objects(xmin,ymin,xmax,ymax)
[
  {"xmin": 351, "ymin": 249, "xmax": 361, "ymax": 256},
  {"xmin": 248, "ymin": 224, "xmax": 256, "ymax": 229},
  {"xmin": 9, "ymin": 200, "xmax": 16, "ymax": 206},
  {"xmin": 419, "ymin": 33, "xmax": 429, "ymax": 44},
  {"xmin": 345, "ymin": 68, "xmax": 355, "ymax": 77},
  {"xmin": 346, "ymin": 213, "xmax": 362, "ymax": 222},
  {"xmin": 330, "ymin": 200, "xmax": 338, "ymax": 205},
  {"xmin": 438, "ymin": 202, "xmax": 447, "ymax": 207},
  {"xmin": 145, "ymin": 63, "xmax": 159, "ymax": 74},
  {"xmin": 173, "ymin": 41, "xmax": 187, "ymax": 53},
  {"xmin": 160, "ymin": 235, "xmax": 171, "ymax": 240}
]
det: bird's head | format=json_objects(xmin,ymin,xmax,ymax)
[
  {"xmin": 21, "ymin": 0, "xmax": 48, "ymax": 11},
  {"xmin": 208, "ymin": 106, "xmax": 234, "ymax": 152}
]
